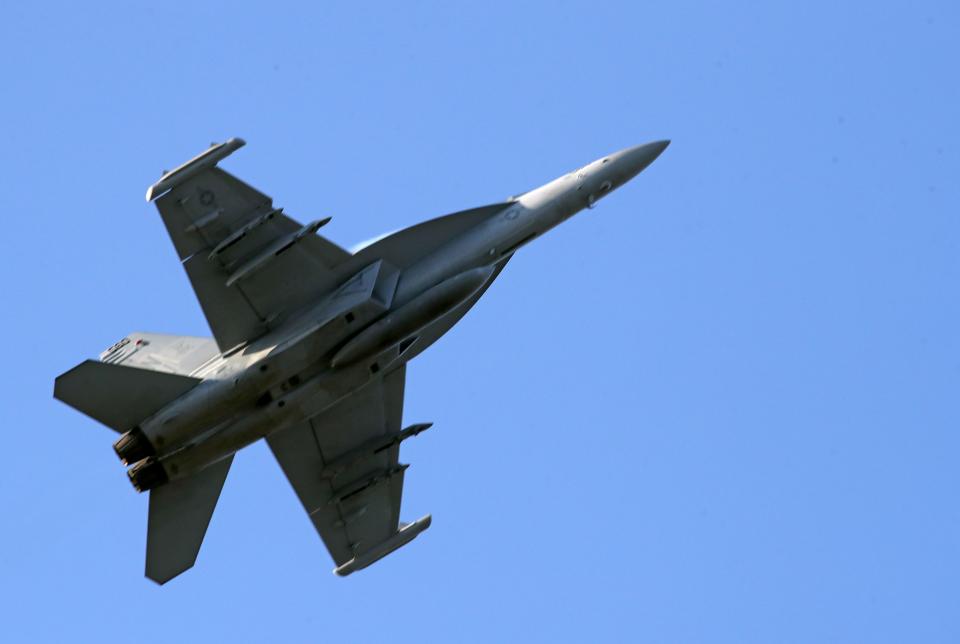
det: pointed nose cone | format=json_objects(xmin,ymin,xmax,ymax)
[{"xmin": 611, "ymin": 140, "xmax": 670, "ymax": 181}]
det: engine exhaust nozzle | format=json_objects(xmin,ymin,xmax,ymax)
[
  {"xmin": 113, "ymin": 427, "xmax": 155, "ymax": 465},
  {"xmin": 127, "ymin": 458, "xmax": 168, "ymax": 492}
]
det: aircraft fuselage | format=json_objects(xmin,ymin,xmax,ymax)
[{"xmin": 119, "ymin": 141, "xmax": 669, "ymax": 491}]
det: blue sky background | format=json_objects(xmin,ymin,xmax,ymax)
[{"xmin": 1, "ymin": 2, "xmax": 957, "ymax": 642}]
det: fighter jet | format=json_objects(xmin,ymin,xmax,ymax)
[{"xmin": 54, "ymin": 137, "xmax": 669, "ymax": 584}]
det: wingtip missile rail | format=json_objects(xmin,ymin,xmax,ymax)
[
  {"xmin": 145, "ymin": 137, "xmax": 246, "ymax": 202},
  {"xmin": 333, "ymin": 514, "xmax": 433, "ymax": 577}
]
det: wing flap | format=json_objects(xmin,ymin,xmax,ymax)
[
  {"xmin": 183, "ymin": 252, "xmax": 268, "ymax": 352},
  {"xmin": 265, "ymin": 415, "xmax": 355, "ymax": 562}
]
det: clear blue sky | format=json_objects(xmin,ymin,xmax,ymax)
[{"xmin": 2, "ymin": 2, "xmax": 957, "ymax": 642}]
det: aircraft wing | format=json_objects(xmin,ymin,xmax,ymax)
[
  {"xmin": 146, "ymin": 139, "xmax": 352, "ymax": 353},
  {"xmin": 266, "ymin": 365, "xmax": 432, "ymax": 575}
]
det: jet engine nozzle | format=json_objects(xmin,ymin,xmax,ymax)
[
  {"xmin": 127, "ymin": 458, "xmax": 168, "ymax": 492},
  {"xmin": 113, "ymin": 427, "xmax": 155, "ymax": 465}
]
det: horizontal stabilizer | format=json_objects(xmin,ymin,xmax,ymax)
[
  {"xmin": 146, "ymin": 456, "xmax": 233, "ymax": 584},
  {"xmin": 54, "ymin": 360, "xmax": 200, "ymax": 433}
]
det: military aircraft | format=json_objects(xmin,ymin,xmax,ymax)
[{"xmin": 54, "ymin": 137, "xmax": 669, "ymax": 584}]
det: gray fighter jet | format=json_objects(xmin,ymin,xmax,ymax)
[{"xmin": 54, "ymin": 137, "xmax": 668, "ymax": 584}]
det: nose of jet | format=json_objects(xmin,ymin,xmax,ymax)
[{"xmin": 608, "ymin": 140, "xmax": 670, "ymax": 182}]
